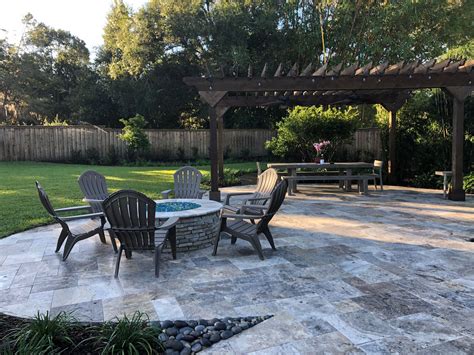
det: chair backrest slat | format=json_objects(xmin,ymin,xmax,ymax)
[
  {"xmin": 174, "ymin": 166, "xmax": 202, "ymax": 199},
  {"xmin": 35, "ymin": 181, "xmax": 57, "ymax": 218},
  {"xmin": 257, "ymin": 179, "xmax": 288, "ymax": 230},
  {"xmin": 78, "ymin": 171, "xmax": 109, "ymax": 212},
  {"xmin": 252, "ymin": 168, "xmax": 279, "ymax": 205},
  {"xmin": 103, "ymin": 190, "xmax": 157, "ymax": 250}
]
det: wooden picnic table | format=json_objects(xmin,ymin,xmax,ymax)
[{"xmin": 268, "ymin": 162, "xmax": 374, "ymax": 195}]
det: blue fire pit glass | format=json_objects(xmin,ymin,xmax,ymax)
[{"xmin": 156, "ymin": 201, "xmax": 201, "ymax": 213}]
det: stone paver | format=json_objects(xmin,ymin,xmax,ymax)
[{"xmin": 0, "ymin": 184, "xmax": 473, "ymax": 353}]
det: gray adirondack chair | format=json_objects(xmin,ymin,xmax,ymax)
[
  {"xmin": 102, "ymin": 190, "xmax": 179, "ymax": 278},
  {"xmin": 214, "ymin": 179, "xmax": 288, "ymax": 260},
  {"xmin": 78, "ymin": 170, "xmax": 118, "ymax": 252},
  {"xmin": 161, "ymin": 166, "xmax": 206, "ymax": 199},
  {"xmin": 369, "ymin": 160, "xmax": 384, "ymax": 191},
  {"xmin": 78, "ymin": 170, "xmax": 109, "ymax": 213},
  {"xmin": 224, "ymin": 168, "xmax": 279, "ymax": 214},
  {"xmin": 35, "ymin": 181, "xmax": 107, "ymax": 261}
]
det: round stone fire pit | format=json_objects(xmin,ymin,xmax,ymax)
[{"xmin": 154, "ymin": 199, "xmax": 222, "ymax": 252}]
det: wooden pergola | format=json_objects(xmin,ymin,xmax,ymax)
[{"xmin": 184, "ymin": 59, "xmax": 474, "ymax": 202}]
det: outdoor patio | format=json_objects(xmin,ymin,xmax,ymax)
[{"xmin": 0, "ymin": 185, "xmax": 473, "ymax": 354}]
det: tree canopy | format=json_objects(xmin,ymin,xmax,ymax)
[{"xmin": 0, "ymin": 0, "xmax": 472, "ymax": 127}]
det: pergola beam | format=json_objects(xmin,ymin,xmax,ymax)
[{"xmin": 185, "ymin": 72, "xmax": 473, "ymax": 92}]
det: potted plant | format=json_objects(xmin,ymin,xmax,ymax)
[{"xmin": 313, "ymin": 141, "xmax": 330, "ymax": 164}]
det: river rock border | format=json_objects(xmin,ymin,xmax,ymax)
[{"xmin": 153, "ymin": 315, "xmax": 273, "ymax": 354}]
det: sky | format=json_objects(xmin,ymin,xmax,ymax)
[{"xmin": 0, "ymin": 0, "xmax": 148, "ymax": 56}]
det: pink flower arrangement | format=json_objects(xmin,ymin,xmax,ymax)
[{"xmin": 313, "ymin": 140, "xmax": 330, "ymax": 156}]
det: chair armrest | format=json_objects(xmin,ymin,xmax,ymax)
[
  {"xmin": 224, "ymin": 192, "xmax": 254, "ymax": 205},
  {"xmin": 55, "ymin": 205, "xmax": 92, "ymax": 213},
  {"xmin": 197, "ymin": 190, "xmax": 207, "ymax": 198},
  {"xmin": 221, "ymin": 213, "xmax": 264, "ymax": 220},
  {"xmin": 61, "ymin": 212, "xmax": 104, "ymax": 221},
  {"xmin": 245, "ymin": 196, "xmax": 270, "ymax": 203},
  {"xmin": 82, "ymin": 198, "xmax": 104, "ymax": 203},
  {"xmin": 161, "ymin": 189, "xmax": 173, "ymax": 199},
  {"xmin": 241, "ymin": 205, "xmax": 267, "ymax": 211},
  {"xmin": 157, "ymin": 217, "xmax": 179, "ymax": 230}
]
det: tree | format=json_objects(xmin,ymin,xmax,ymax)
[{"xmin": 266, "ymin": 106, "xmax": 357, "ymax": 162}]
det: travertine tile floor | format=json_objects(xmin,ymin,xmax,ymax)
[{"xmin": 0, "ymin": 184, "xmax": 473, "ymax": 354}]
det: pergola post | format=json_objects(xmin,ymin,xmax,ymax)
[
  {"xmin": 199, "ymin": 91, "xmax": 227, "ymax": 201},
  {"xmin": 445, "ymin": 87, "xmax": 471, "ymax": 201},
  {"xmin": 208, "ymin": 107, "xmax": 220, "ymax": 201},
  {"xmin": 388, "ymin": 110, "xmax": 397, "ymax": 184},
  {"xmin": 382, "ymin": 97, "xmax": 407, "ymax": 185},
  {"xmin": 215, "ymin": 106, "xmax": 229, "ymax": 186}
]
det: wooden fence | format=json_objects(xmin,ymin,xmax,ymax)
[{"xmin": 0, "ymin": 126, "xmax": 381, "ymax": 162}]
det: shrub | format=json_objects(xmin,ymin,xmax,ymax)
[
  {"xmin": 104, "ymin": 147, "xmax": 120, "ymax": 166},
  {"xmin": 464, "ymin": 172, "xmax": 474, "ymax": 194},
  {"xmin": 240, "ymin": 148, "xmax": 250, "ymax": 160},
  {"xmin": 10, "ymin": 312, "xmax": 75, "ymax": 354},
  {"xmin": 266, "ymin": 106, "xmax": 357, "ymax": 162},
  {"xmin": 119, "ymin": 114, "xmax": 150, "ymax": 161},
  {"xmin": 411, "ymin": 172, "xmax": 443, "ymax": 189},
  {"xmin": 176, "ymin": 147, "xmax": 185, "ymax": 161},
  {"xmin": 224, "ymin": 146, "xmax": 232, "ymax": 159},
  {"xmin": 85, "ymin": 147, "xmax": 100, "ymax": 165},
  {"xmin": 70, "ymin": 149, "xmax": 84, "ymax": 164},
  {"xmin": 191, "ymin": 146, "xmax": 199, "ymax": 161},
  {"xmin": 94, "ymin": 312, "xmax": 161, "ymax": 355}
]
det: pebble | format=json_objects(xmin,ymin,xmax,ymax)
[
  {"xmin": 194, "ymin": 325, "xmax": 205, "ymax": 332},
  {"xmin": 191, "ymin": 342, "xmax": 203, "ymax": 352},
  {"xmin": 164, "ymin": 349, "xmax": 179, "ymax": 355},
  {"xmin": 182, "ymin": 335, "xmax": 195, "ymax": 342},
  {"xmin": 180, "ymin": 327, "xmax": 193, "ymax": 335},
  {"xmin": 180, "ymin": 348, "xmax": 191, "ymax": 355},
  {"xmin": 209, "ymin": 333, "xmax": 221, "ymax": 343},
  {"xmin": 231, "ymin": 326, "xmax": 242, "ymax": 334},
  {"xmin": 174, "ymin": 320, "xmax": 189, "ymax": 328},
  {"xmin": 220, "ymin": 330, "xmax": 233, "ymax": 340},
  {"xmin": 240, "ymin": 322, "xmax": 249, "ymax": 330},
  {"xmin": 214, "ymin": 322, "xmax": 226, "ymax": 331},
  {"xmin": 161, "ymin": 320, "xmax": 174, "ymax": 329},
  {"xmin": 187, "ymin": 320, "xmax": 198, "ymax": 327},
  {"xmin": 176, "ymin": 334, "xmax": 184, "ymax": 341},
  {"xmin": 198, "ymin": 319, "xmax": 208, "ymax": 326},
  {"xmin": 158, "ymin": 333, "xmax": 169, "ymax": 342},
  {"xmin": 164, "ymin": 339, "xmax": 184, "ymax": 351},
  {"xmin": 166, "ymin": 327, "xmax": 178, "ymax": 336},
  {"xmin": 201, "ymin": 338, "xmax": 212, "ymax": 347}
]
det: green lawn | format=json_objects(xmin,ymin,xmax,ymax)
[{"xmin": 0, "ymin": 161, "xmax": 258, "ymax": 237}]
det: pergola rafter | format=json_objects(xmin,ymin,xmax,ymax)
[{"xmin": 184, "ymin": 59, "xmax": 474, "ymax": 202}]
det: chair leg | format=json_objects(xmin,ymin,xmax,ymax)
[
  {"xmin": 231, "ymin": 236, "xmax": 237, "ymax": 245},
  {"xmin": 56, "ymin": 228, "xmax": 68, "ymax": 253},
  {"xmin": 154, "ymin": 246, "xmax": 162, "ymax": 278},
  {"xmin": 114, "ymin": 246, "xmax": 124, "ymax": 278},
  {"xmin": 125, "ymin": 249, "xmax": 132, "ymax": 259},
  {"xmin": 62, "ymin": 235, "xmax": 76, "ymax": 261},
  {"xmin": 212, "ymin": 232, "xmax": 221, "ymax": 256},
  {"xmin": 109, "ymin": 231, "xmax": 118, "ymax": 253},
  {"xmin": 380, "ymin": 174, "xmax": 384, "ymax": 191},
  {"xmin": 262, "ymin": 227, "xmax": 276, "ymax": 251},
  {"xmin": 98, "ymin": 228, "xmax": 107, "ymax": 244},
  {"xmin": 168, "ymin": 227, "xmax": 177, "ymax": 260},
  {"xmin": 249, "ymin": 236, "xmax": 264, "ymax": 260}
]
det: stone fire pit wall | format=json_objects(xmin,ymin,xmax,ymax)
[
  {"xmin": 155, "ymin": 198, "xmax": 223, "ymax": 253},
  {"xmin": 166, "ymin": 212, "xmax": 221, "ymax": 252}
]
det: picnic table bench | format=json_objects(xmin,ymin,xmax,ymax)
[{"xmin": 268, "ymin": 162, "xmax": 375, "ymax": 195}]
